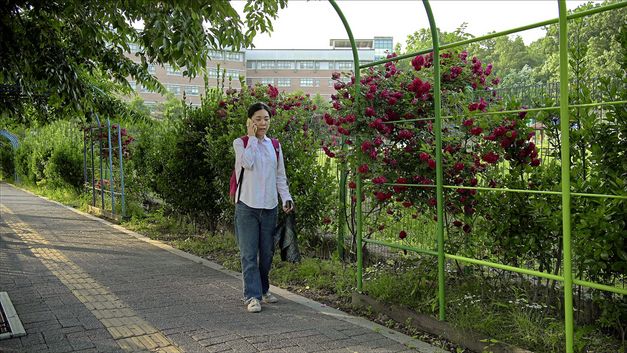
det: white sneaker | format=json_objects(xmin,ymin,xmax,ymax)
[
  {"xmin": 262, "ymin": 292, "xmax": 278, "ymax": 304},
  {"xmin": 246, "ymin": 298, "xmax": 261, "ymax": 313}
]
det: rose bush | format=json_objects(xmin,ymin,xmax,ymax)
[{"xmin": 321, "ymin": 50, "xmax": 540, "ymax": 246}]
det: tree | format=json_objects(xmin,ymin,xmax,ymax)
[
  {"xmin": 399, "ymin": 23, "xmax": 475, "ymax": 72},
  {"xmin": 530, "ymin": 0, "xmax": 626, "ymax": 82},
  {"xmin": 0, "ymin": 0, "xmax": 287, "ymax": 119},
  {"xmin": 403, "ymin": 23, "xmax": 475, "ymax": 54}
]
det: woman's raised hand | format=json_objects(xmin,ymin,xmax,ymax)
[{"xmin": 246, "ymin": 118, "xmax": 257, "ymax": 137}]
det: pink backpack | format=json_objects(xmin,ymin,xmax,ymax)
[{"xmin": 229, "ymin": 135, "xmax": 280, "ymax": 203}]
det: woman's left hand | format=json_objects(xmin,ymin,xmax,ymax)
[{"xmin": 283, "ymin": 200, "xmax": 294, "ymax": 213}]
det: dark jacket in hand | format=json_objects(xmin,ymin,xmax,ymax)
[{"xmin": 274, "ymin": 212, "xmax": 301, "ymax": 263}]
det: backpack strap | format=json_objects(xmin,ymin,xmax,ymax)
[
  {"xmin": 236, "ymin": 136, "xmax": 249, "ymax": 203},
  {"xmin": 270, "ymin": 138, "xmax": 280, "ymax": 161}
]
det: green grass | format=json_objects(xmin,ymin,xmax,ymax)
[
  {"xmin": 360, "ymin": 257, "xmax": 624, "ymax": 353},
  {"xmin": 12, "ymin": 181, "xmax": 90, "ymax": 209},
  {"xmin": 171, "ymin": 234, "xmax": 242, "ymax": 272},
  {"xmin": 271, "ymin": 257, "xmax": 356, "ymax": 301}
]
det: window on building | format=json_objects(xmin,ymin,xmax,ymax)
[
  {"xmin": 186, "ymin": 86, "xmax": 200, "ymax": 96},
  {"xmin": 374, "ymin": 38, "xmax": 393, "ymax": 49},
  {"xmin": 276, "ymin": 61, "xmax": 294, "ymax": 70},
  {"xmin": 314, "ymin": 79, "xmax": 320, "ymax": 87},
  {"xmin": 337, "ymin": 61, "xmax": 353, "ymax": 70},
  {"xmin": 328, "ymin": 79, "xmax": 334, "ymax": 87},
  {"xmin": 258, "ymin": 61, "xmax": 275, "ymax": 69},
  {"xmin": 208, "ymin": 68, "xmax": 219, "ymax": 78},
  {"xmin": 147, "ymin": 64, "xmax": 156, "ymax": 74},
  {"xmin": 318, "ymin": 61, "xmax": 330, "ymax": 70},
  {"xmin": 299, "ymin": 61, "xmax": 315, "ymax": 69},
  {"xmin": 209, "ymin": 50, "xmax": 224, "ymax": 60},
  {"xmin": 227, "ymin": 69, "xmax": 240, "ymax": 79},
  {"xmin": 300, "ymin": 78, "xmax": 314, "ymax": 87},
  {"xmin": 225, "ymin": 52, "xmax": 242, "ymax": 61},
  {"xmin": 247, "ymin": 61, "xmax": 256, "ymax": 69},
  {"xmin": 165, "ymin": 65, "xmax": 182, "ymax": 76},
  {"xmin": 128, "ymin": 81, "xmax": 136, "ymax": 90},
  {"xmin": 167, "ymin": 84, "xmax": 181, "ymax": 95},
  {"xmin": 138, "ymin": 85, "xmax": 151, "ymax": 93},
  {"xmin": 277, "ymin": 78, "xmax": 291, "ymax": 87},
  {"xmin": 261, "ymin": 78, "xmax": 275, "ymax": 85}
]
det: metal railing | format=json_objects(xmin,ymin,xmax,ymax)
[{"xmin": 327, "ymin": 1, "xmax": 627, "ymax": 352}]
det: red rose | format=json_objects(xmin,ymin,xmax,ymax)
[{"xmin": 470, "ymin": 127, "xmax": 483, "ymax": 135}]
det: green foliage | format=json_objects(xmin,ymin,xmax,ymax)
[
  {"xmin": 532, "ymin": 0, "xmax": 626, "ymax": 82},
  {"xmin": 125, "ymin": 79, "xmax": 336, "ymax": 237},
  {"xmin": 364, "ymin": 258, "xmax": 437, "ymax": 312},
  {"xmin": 0, "ymin": 138, "xmax": 15, "ymax": 180},
  {"xmin": 0, "ymin": 0, "xmax": 287, "ymax": 118},
  {"xmin": 477, "ymin": 163, "xmax": 563, "ymax": 275},
  {"xmin": 149, "ymin": 104, "xmax": 224, "ymax": 232},
  {"xmin": 14, "ymin": 120, "xmax": 83, "ymax": 189},
  {"xmin": 44, "ymin": 140, "xmax": 83, "ymax": 189},
  {"xmin": 404, "ymin": 24, "xmax": 474, "ymax": 53}
]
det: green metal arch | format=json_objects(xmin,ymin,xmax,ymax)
[
  {"xmin": 0, "ymin": 129, "xmax": 20, "ymax": 182},
  {"xmin": 326, "ymin": 1, "xmax": 627, "ymax": 352}
]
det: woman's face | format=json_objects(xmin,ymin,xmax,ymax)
[{"xmin": 251, "ymin": 109, "xmax": 270, "ymax": 137}]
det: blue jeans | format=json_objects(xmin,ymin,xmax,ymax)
[{"xmin": 234, "ymin": 202, "xmax": 278, "ymax": 301}]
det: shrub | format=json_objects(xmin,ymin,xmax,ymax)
[
  {"xmin": 0, "ymin": 138, "xmax": 15, "ymax": 180},
  {"xmin": 15, "ymin": 120, "xmax": 82, "ymax": 188},
  {"xmin": 44, "ymin": 141, "xmax": 83, "ymax": 189}
]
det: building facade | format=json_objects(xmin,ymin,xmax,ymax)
[
  {"xmin": 125, "ymin": 47, "xmax": 246, "ymax": 108},
  {"xmin": 244, "ymin": 48, "xmax": 374, "ymax": 99},
  {"xmin": 127, "ymin": 36, "xmax": 392, "ymax": 106}
]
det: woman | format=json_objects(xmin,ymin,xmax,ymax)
[{"xmin": 233, "ymin": 102, "xmax": 294, "ymax": 313}]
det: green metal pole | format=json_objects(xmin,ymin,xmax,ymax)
[
  {"xmin": 423, "ymin": 0, "xmax": 446, "ymax": 321},
  {"xmin": 117, "ymin": 121, "xmax": 127, "ymax": 218},
  {"xmin": 338, "ymin": 165, "xmax": 346, "ymax": 260},
  {"xmin": 106, "ymin": 118, "xmax": 115, "ymax": 215},
  {"xmin": 328, "ymin": 0, "xmax": 363, "ymax": 291},
  {"xmin": 558, "ymin": 1, "xmax": 574, "ymax": 352},
  {"xmin": 355, "ymin": 175, "xmax": 363, "ymax": 291}
]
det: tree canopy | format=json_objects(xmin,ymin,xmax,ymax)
[
  {"xmin": 0, "ymin": 0, "xmax": 287, "ymax": 121},
  {"xmin": 399, "ymin": 0, "xmax": 625, "ymax": 88}
]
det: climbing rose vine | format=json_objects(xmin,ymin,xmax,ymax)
[{"xmin": 322, "ymin": 50, "xmax": 540, "ymax": 238}]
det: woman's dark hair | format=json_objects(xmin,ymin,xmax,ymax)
[{"xmin": 247, "ymin": 102, "xmax": 272, "ymax": 118}]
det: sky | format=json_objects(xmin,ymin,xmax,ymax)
[{"xmin": 232, "ymin": 0, "xmax": 602, "ymax": 50}]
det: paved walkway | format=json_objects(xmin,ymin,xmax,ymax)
[{"xmin": 0, "ymin": 183, "xmax": 444, "ymax": 353}]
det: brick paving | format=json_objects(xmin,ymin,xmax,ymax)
[{"xmin": 0, "ymin": 183, "xmax": 443, "ymax": 353}]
